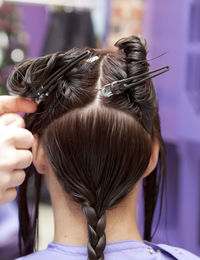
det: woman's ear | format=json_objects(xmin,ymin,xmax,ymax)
[
  {"xmin": 143, "ymin": 139, "xmax": 160, "ymax": 178},
  {"xmin": 32, "ymin": 134, "xmax": 48, "ymax": 174}
]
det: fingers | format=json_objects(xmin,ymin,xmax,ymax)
[
  {"xmin": 0, "ymin": 124, "xmax": 34, "ymax": 149},
  {"xmin": 8, "ymin": 127, "xmax": 34, "ymax": 149},
  {"xmin": 0, "ymin": 170, "xmax": 26, "ymax": 190},
  {"xmin": 0, "ymin": 149, "xmax": 33, "ymax": 171},
  {"xmin": 0, "ymin": 188, "xmax": 17, "ymax": 205},
  {"xmin": 0, "ymin": 127, "xmax": 34, "ymax": 170},
  {"xmin": 8, "ymin": 170, "xmax": 26, "ymax": 188},
  {"xmin": 0, "ymin": 96, "xmax": 36, "ymax": 206},
  {"xmin": 12, "ymin": 150, "xmax": 33, "ymax": 170},
  {"xmin": 0, "ymin": 113, "xmax": 25, "ymax": 128},
  {"xmin": 0, "ymin": 96, "xmax": 37, "ymax": 115}
]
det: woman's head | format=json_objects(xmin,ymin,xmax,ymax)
[{"xmin": 7, "ymin": 35, "xmax": 166, "ymax": 259}]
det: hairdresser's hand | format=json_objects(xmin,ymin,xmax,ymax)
[{"xmin": 0, "ymin": 96, "xmax": 37, "ymax": 205}]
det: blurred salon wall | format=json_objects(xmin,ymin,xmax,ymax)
[{"xmin": 143, "ymin": 0, "xmax": 200, "ymax": 255}]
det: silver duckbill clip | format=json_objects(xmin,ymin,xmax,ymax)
[{"xmin": 100, "ymin": 66, "xmax": 169, "ymax": 97}]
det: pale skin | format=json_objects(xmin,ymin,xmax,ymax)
[
  {"xmin": 32, "ymin": 134, "xmax": 159, "ymax": 245},
  {"xmin": 0, "ymin": 96, "xmax": 37, "ymax": 205}
]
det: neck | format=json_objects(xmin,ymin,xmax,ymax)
[
  {"xmin": 47, "ymin": 175, "xmax": 142, "ymax": 246},
  {"xmin": 53, "ymin": 202, "xmax": 142, "ymax": 246}
]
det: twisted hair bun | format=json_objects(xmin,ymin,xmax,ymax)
[
  {"xmin": 115, "ymin": 35, "xmax": 148, "ymax": 62},
  {"xmin": 114, "ymin": 35, "xmax": 158, "ymax": 134}
]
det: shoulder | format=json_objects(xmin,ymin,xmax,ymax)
[
  {"xmin": 146, "ymin": 241, "xmax": 200, "ymax": 260},
  {"xmin": 15, "ymin": 241, "xmax": 200, "ymax": 260},
  {"xmin": 15, "ymin": 249, "xmax": 52, "ymax": 260},
  {"xmin": 15, "ymin": 248, "xmax": 66, "ymax": 260},
  {"xmin": 158, "ymin": 244, "xmax": 200, "ymax": 260},
  {"xmin": 15, "ymin": 243, "xmax": 86, "ymax": 260}
]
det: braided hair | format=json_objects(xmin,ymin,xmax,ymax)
[{"xmin": 7, "ymin": 35, "xmax": 166, "ymax": 259}]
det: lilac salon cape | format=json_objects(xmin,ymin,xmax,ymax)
[{"xmin": 16, "ymin": 240, "xmax": 199, "ymax": 260}]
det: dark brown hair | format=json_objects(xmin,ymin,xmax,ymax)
[{"xmin": 7, "ymin": 35, "xmax": 166, "ymax": 260}]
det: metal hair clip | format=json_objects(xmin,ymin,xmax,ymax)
[
  {"xmin": 100, "ymin": 66, "xmax": 169, "ymax": 97},
  {"xmin": 28, "ymin": 50, "xmax": 91, "ymax": 104}
]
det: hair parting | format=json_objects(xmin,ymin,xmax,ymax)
[{"xmin": 7, "ymin": 35, "xmax": 167, "ymax": 259}]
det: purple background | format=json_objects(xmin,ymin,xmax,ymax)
[{"xmin": 144, "ymin": 0, "xmax": 200, "ymax": 255}]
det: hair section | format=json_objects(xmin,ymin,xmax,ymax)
[{"xmin": 7, "ymin": 35, "xmax": 166, "ymax": 259}]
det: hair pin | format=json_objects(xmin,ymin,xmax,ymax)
[
  {"xmin": 100, "ymin": 66, "xmax": 169, "ymax": 97},
  {"xmin": 28, "ymin": 50, "xmax": 91, "ymax": 104}
]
